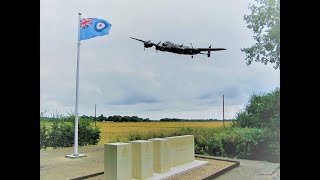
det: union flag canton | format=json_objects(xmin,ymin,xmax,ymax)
[
  {"xmin": 79, "ymin": 18, "xmax": 112, "ymax": 41},
  {"xmin": 80, "ymin": 18, "xmax": 93, "ymax": 29}
]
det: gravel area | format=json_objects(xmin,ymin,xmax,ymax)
[
  {"xmin": 87, "ymin": 157, "xmax": 236, "ymax": 180},
  {"xmin": 167, "ymin": 158, "xmax": 235, "ymax": 180}
]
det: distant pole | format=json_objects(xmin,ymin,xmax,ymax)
[
  {"xmin": 223, "ymin": 95, "xmax": 225, "ymax": 127},
  {"xmin": 95, "ymin": 104, "xmax": 96, "ymax": 127},
  {"xmin": 66, "ymin": 12, "xmax": 86, "ymax": 158}
]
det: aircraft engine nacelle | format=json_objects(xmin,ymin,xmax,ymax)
[{"xmin": 144, "ymin": 43, "xmax": 153, "ymax": 48}]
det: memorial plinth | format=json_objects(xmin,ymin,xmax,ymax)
[
  {"xmin": 148, "ymin": 138, "xmax": 171, "ymax": 173},
  {"xmin": 129, "ymin": 140, "xmax": 154, "ymax": 180},
  {"xmin": 104, "ymin": 143, "xmax": 132, "ymax": 180},
  {"xmin": 165, "ymin": 135, "xmax": 195, "ymax": 166}
]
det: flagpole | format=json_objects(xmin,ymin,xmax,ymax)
[
  {"xmin": 66, "ymin": 12, "xmax": 86, "ymax": 158},
  {"xmin": 74, "ymin": 12, "xmax": 81, "ymax": 156}
]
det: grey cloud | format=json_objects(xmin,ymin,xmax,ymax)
[{"xmin": 106, "ymin": 90, "xmax": 161, "ymax": 105}]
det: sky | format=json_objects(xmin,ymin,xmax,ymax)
[{"xmin": 40, "ymin": 0, "xmax": 280, "ymax": 120}]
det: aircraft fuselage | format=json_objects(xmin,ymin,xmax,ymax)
[{"xmin": 155, "ymin": 41, "xmax": 199, "ymax": 55}]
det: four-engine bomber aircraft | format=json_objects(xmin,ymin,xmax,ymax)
[{"xmin": 130, "ymin": 37, "xmax": 226, "ymax": 58}]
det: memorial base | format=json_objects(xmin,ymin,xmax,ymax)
[
  {"xmin": 132, "ymin": 160, "xmax": 208, "ymax": 180},
  {"xmin": 65, "ymin": 153, "xmax": 87, "ymax": 159}
]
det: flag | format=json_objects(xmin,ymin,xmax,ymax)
[{"xmin": 80, "ymin": 18, "xmax": 112, "ymax": 41}]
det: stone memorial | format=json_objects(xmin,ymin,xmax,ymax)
[
  {"xmin": 104, "ymin": 135, "xmax": 206, "ymax": 180},
  {"xmin": 148, "ymin": 138, "xmax": 171, "ymax": 173},
  {"xmin": 165, "ymin": 135, "xmax": 195, "ymax": 166},
  {"xmin": 104, "ymin": 142, "xmax": 132, "ymax": 180},
  {"xmin": 129, "ymin": 140, "xmax": 154, "ymax": 180}
]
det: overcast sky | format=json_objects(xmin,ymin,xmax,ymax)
[{"xmin": 40, "ymin": 0, "xmax": 280, "ymax": 120}]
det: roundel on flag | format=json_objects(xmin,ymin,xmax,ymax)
[{"xmin": 94, "ymin": 20, "xmax": 109, "ymax": 32}]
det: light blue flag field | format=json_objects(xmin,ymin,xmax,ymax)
[{"xmin": 80, "ymin": 18, "xmax": 111, "ymax": 41}]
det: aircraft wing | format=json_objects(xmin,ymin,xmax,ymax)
[
  {"xmin": 129, "ymin": 37, "xmax": 156, "ymax": 45},
  {"xmin": 193, "ymin": 48, "xmax": 227, "ymax": 51}
]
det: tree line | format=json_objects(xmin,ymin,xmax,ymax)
[
  {"xmin": 41, "ymin": 114, "xmax": 233, "ymax": 122},
  {"xmin": 76, "ymin": 115, "xmax": 233, "ymax": 122}
]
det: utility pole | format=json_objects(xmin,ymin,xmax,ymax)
[
  {"xmin": 95, "ymin": 104, "xmax": 96, "ymax": 127},
  {"xmin": 223, "ymin": 95, "xmax": 225, "ymax": 127}
]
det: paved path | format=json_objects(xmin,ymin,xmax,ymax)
[
  {"xmin": 40, "ymin": 145, "xmax": 280, "ymax": 180},
  {"xmin": 41, "ymin": 145, "xmax": 105, "ymax": 180},
  {"xmin": 213, "ymin": 157, "xmax": 280, "ymax": 180}
]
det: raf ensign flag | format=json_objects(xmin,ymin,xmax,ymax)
[{"xmin": 80, "ymin": 18, "xmax": 112, "ymax": 41}]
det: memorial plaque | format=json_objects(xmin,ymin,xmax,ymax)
[{"xmin": 104, "ymin": 142, "xmax": 132, "ymax": 180}]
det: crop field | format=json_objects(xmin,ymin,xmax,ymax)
[
  {"xmin": 96, "ymin": 121, "xmax": 231, "ymax": 144},
  {"xmin": 40, "ymin": 120, "xmax": 232, "ymax": 144}
]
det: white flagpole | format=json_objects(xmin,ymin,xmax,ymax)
[
  {"xmin": 66, "ymin": 12, "xmax": 86, "ymax": 158},
  {"xmin": 74, "ymin": 12, "xmax": 81, "ymax": 156}
]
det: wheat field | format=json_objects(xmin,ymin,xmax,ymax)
[{"xmin": 95, "ymin": 121, "xmax": 231, "ymax": 144}]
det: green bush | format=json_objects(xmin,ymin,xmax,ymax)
[
  {"xmin": 48, "ymin": 122, "xmax": 62, "ymax": 148},
  {"xmin": 124, "ymin": 129, "xmax": 184, "ymax": 142},
  {"xmin": 201, "ymin": 127, "xmax": 279, "ymax": 162},
  {"xmin": 230, "ymin": 87, "xmax": 279, "ymax": 162},
  {"xmin": 128, "ymin": 132, "xmax": 143, "ymax": 141},
  {"xmin": 123, "ymin": 126, "xmax": 279, "ymax": 163},
  {"xmin": 40, "ymin": 119, "xmax": 100, "ymax": 149},
  {"xmin": 194, "ymin": 133, "xmax": 208, "ymax": 154},
  {"xmin": 58, "ymin": 122, "xmax": 74, "ymax": 148},
  {"xmin": 78, "ymin": 120, "xmax": 101, "ymax": 146},
  {"xmin": 40, "ymin": 124, "xmax": 48, "ymax": 150},
  {"xmin": 233, "ymin": 87, "xmax": 280, "ymax": 130}
]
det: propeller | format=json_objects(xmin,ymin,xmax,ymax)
[{"xmin": 190, "ymin": 43, "xmax": 194, "ymax": 58}]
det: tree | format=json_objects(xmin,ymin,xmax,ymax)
[
  {"xmin": 233, "ymin": 87, "xmax": 280, "ymax": 130},
  {"xmin": 241, "ymin": 0, "xmax": 280, "ymax": 69},
  {"xmin": 97, "ymin": 114, "xmax": 106, "ymax": 122}
]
